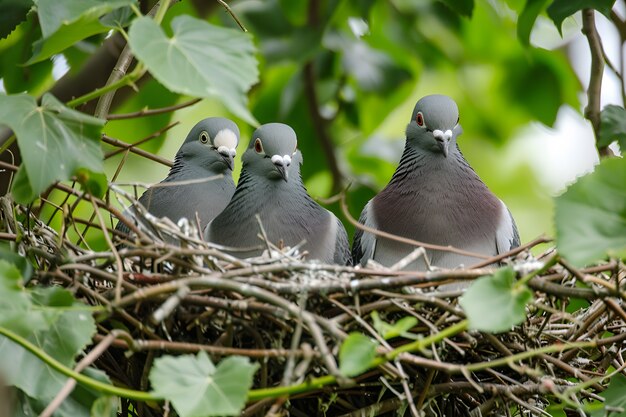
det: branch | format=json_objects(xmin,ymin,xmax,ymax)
[
  {"xmin": 581, "ymin": 9, "xmax": 609, "ymax": 156},
  {"xmin": 106, "ymin": 98, "xmax": 201, "ymax": 120},
  {"xmin": 303, "ymin": 63, "xmax": 344, "ymax": 194}
]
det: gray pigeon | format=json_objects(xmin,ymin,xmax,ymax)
[
  {"xmin": 352, "ymin": 94, "xmax": 519, "ymax": 270},
  {"xmin": 116, "ymin": 117, "xmax": 239, "ymax": 237},
  {"xmin": 205, "ymin": 123, "xmax": 350, "ymax": 264}
]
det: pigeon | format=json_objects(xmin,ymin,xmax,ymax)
[
  {"xmin": 205, "ymin": 123, "xmax": 350, "ymax": 264},
  {"xmin": 116, "ymin": 117, "xmax": 239, "ymax": 237},
  {"xmin": 352, "ymin": 94, "xmax": 519, "ymax": 271}
]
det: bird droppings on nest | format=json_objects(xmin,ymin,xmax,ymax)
[{"xmin": 1, "ymin": 194, "xmax": 625, "ymax": 417}]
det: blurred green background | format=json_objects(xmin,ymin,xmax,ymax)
[{"xmin": 19, "ymin": 0, "xmax": 614, "ymax": 249}]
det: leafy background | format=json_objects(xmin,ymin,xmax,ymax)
[
  {"xmin": 1, "ymin": 0, "xmax": 626, "ymax": 416},
  {"xmin": 3, "ymin": 0, "xmax": 622, "ymax": 251}
]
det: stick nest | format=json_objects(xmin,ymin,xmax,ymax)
[{"xmin": 1, "ymin": 193, "xmax": 625, "ymax": 417}]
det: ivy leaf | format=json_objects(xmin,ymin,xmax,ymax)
[
  {"xmin": 460, "ymin": 267, "xmax": 533, "ymax": 333},
  {"xmin": 28, "ymin": 17, "xmax": 109, "ymax": 64},
  {"xmin": 0, "ymin": 245, "xmax": 33, "ymax": 282},
  {"xmin": 150, "ymin": 352, "xmax": 258, "ymax": 417},
  {"xmin": 547, "ymin": 0, "xmax": 616, "ymax": 34},
  {"xmin": 371, "ymin": 312, "xmax": 418, "ymax": 340},
  {"xmin": 599, "ymin": 105, "xmax": 626, "ymax": 149},
  {"xmin": 339, "ymin": 333, "xmax": 378, "ymax": 377},
  {"xmin": 591, "ymin": 374, "xmax": 626, "ymax": 417},
  {"xmin": 0, "ymin": 93, "xmax": 105, "ymax": 204},
  {"xmin": 439, "ymin": 0, "xmax": 474, "ymax": 17},
  {"xmin": 517, "ymin": 0, "xmax": 550, "ymax": 46},
  {"xmin": 35, "ymin": 0, "xmax": 135, "ymax": 38},
  {"xmin": 0, "ymin": 260, "xmax": 53, "ymax": 336},
  {"xmin": 0, "ymin": 268, "xmax": 97, "ymax": 409},
  {"xmin": 555, "ymin": 158, "xmax": 626, "ymax": 267},
  {"xmin": 128, "ymin": 15, "xmax": 259, "ymax": 125},
  {"xmin": 27, "ymin": 0, "xmax": 135, "ymax": 63},
  {"xmin": 91, "ymin": 396, "xmax": 118, "ymax": 417},
  {"xmin": 0, "ymin": 0, "xmax": 33, "ymax": 40}
]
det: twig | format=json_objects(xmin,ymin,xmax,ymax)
[
  {"xmin": 217, "ymin": 0, "xmax": 247, "ymax": 32},
  {"xmin": 303, "ymin": 61, "xmax": 344, "ymax": 193},
  {"xmin": 102, "ymin": 134, "xmax": 173, "ymax": 167},
  {"xmin": 104, "ymin": 121, "xmax": 179, "ymax": 159},
  {"xmin": 39, "ymin": 330, "xmax": 132, "ymax": 417},
  {"xmin": 106, "ymin": 98, "xmax": 201, "ymax": 120},
  {"xmin": 581, "ymin": 9, "xmax": 609, "ymax": 156}
]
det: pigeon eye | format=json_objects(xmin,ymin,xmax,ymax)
[
  {"xmin": 254, "ymin": 138, "xmax": 264, "ymax": 154},
  {"xmin": 416, "ymin": 112, "xmax": 425, "ymax": 128},
  {"xmin": 199, "ymin": 131, "xmax": 210, "ymax": 144}
]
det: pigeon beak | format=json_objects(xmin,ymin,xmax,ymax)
[
  {"xmin": 271, "ymin": 154, "xmax": 291, "ymax": 182},
  {"xmin": 218, "ymin": 147, "xmax": 235, "ymax": 171},
  {"xmin": 275, "ymin": 165, "xmax": 288, "ymax": 182},
  {"xmin": 433, "ymin": 129, "xmax": 452, "ymax": 158}
]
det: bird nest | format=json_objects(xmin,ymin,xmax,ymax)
[{"xmin": 1, "ymin": 191, "xmax": 625, "ymax": 417}]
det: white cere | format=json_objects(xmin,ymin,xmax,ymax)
[
  {"xmin": 213, "ymin": 129, "xmax": 238, "ymax": 150},
  {"xmin": 217, "ymin": 145, "xmax": 236, "ymax": 157},
  {"xmin": 271, "ymin": 154, "xmax": 292, "ymax": 166},
  {"xmin": 432, "ymin": 129, "xmax": 453, "ymax": 141}
]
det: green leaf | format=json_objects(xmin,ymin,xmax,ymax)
[
  {"xmin": 150, "ymin": 352, "xmax": 258, "ymax": 417},
  {"xmin": 517, "ymin": 0, "xmax": 549, "ymax": 46},
  {"xmin": 99, "ymin": 6, "xmax": 133, "ymax": 29},
  {"xmin": 91, "ymin": 396, "xmax": 118, "ymax": 417},
  {"xmin": 555, "ymin": 157, "xmax": 626, "ymax": 267},
  {"xmin": 0, "ymin": 93, "xmax": 105, "ymax": 204},
  {"xmin": 28, "ymin": 16, "xmax": 108, "ymax": 64},
  {"xmin": 591, "ymin": 374, "xmax": 626, "ymax": 417},
  {"xmin": 0, "ymin": 245, "xmax": 33, "ymax": 282},
  {"xmin": 439, "ymin": 0, "xmax": 474, "ymax": 17},
  {"xmin": 599, "ymin": 105, "xmax": 626, "ymax": 149},
  {"xmin": 0, "ymin": 299, "xmax": 96, "ymax": 403},
  {"xmin": 547, "ymin": 0, "xmax": 616, "ymax": 34},
  {"xmin": 35, "ymin": 0, "xmax": 135, "ymax": 38},
  {"xmin": 339, "ymin": 333, "xmax": 378, "ymax": 377},
  {"xmin": 0, "ymin": 15, "xmax": 53, "ymax": 93},
  {"xmin": 75, "ymin": 168, "xmax": 108, "ymax": 199},
  {"xmin": 0, "ymin": 260, "xmax": 53, "ymax": 336},
  {"xmin": 460, "ymin": 267, "xmax": 533, "ymax": 333},
  {"xmin": 10, "ymin": 166, "xmax": 36, "ymax": 204},
  {"xmin": 128, "ymin": 15, "xmax": 259, "ymax": 125},
  {"xmin": 371, "ymin": 311, "xmax": 418, "ymax": 340},
  {"xmin": 0, "ymin": 0, "xmax": 33, "ymax": 39}
]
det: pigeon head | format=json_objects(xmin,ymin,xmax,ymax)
[
  {"xmin": 178, "ymin": 117, "xmax": 239, "ymax": 172},
  {"xmin": 243, "ymin": 123, "xmax": 301, "ymax": 182},
  {"xmin": 405, "ymin": 94, "xmax": 462, "ymax": 158}
]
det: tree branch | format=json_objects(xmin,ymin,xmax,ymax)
[
  {"xmin": 581, "ymin": 9, "xmax": 610, "ymax": 156},
  {"xmin": 303, "ymin": 0, "xmax": 343, "ymax": 194}
]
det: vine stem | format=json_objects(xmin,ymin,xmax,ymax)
[
  {"xmin": 66, "ymin": 67, "xmax": 144, "ymax": 109},
  {"xmin": 248, "ymin": 320, "xmax": 469, "ymax": 401},
  {"xmin": 0, "ymin": 325, "xmax": 159, "ymax": 402}
]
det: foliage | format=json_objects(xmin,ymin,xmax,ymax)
[
  {"xmin": 599, "ymin": 104, "xmax": 626, "ymax": 149},
  {"xmin": 0, "ymin": 0, "xmax": 625, "ymax": 416},
  {"xmin": 555, "ymin": 157, "xmax": 626, "ymax": 267},
  {"xmin": 128, "ymin": 15, "xmax": 258, "ymax": 124},
  {"xmin": 0, "ymin": 260, "xmax": 104, "ymax": 416},
  {"xmin": 338, "ymin": 333, "xmax": 378, "ymax": 377},
  {"xmin": 0, "ymin": 93, "xmax": 105, "ymax": 203},
  {"xmin": 591, "ymin": 374, "xmax": 626, "ymax": 417},
  {"xmin": 460, "ymin": 267, "xmax": 533, "ymax": 333},
  {"xmin": 149, "ymin": 352, "xmax": 258, "ymax": 417}
]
